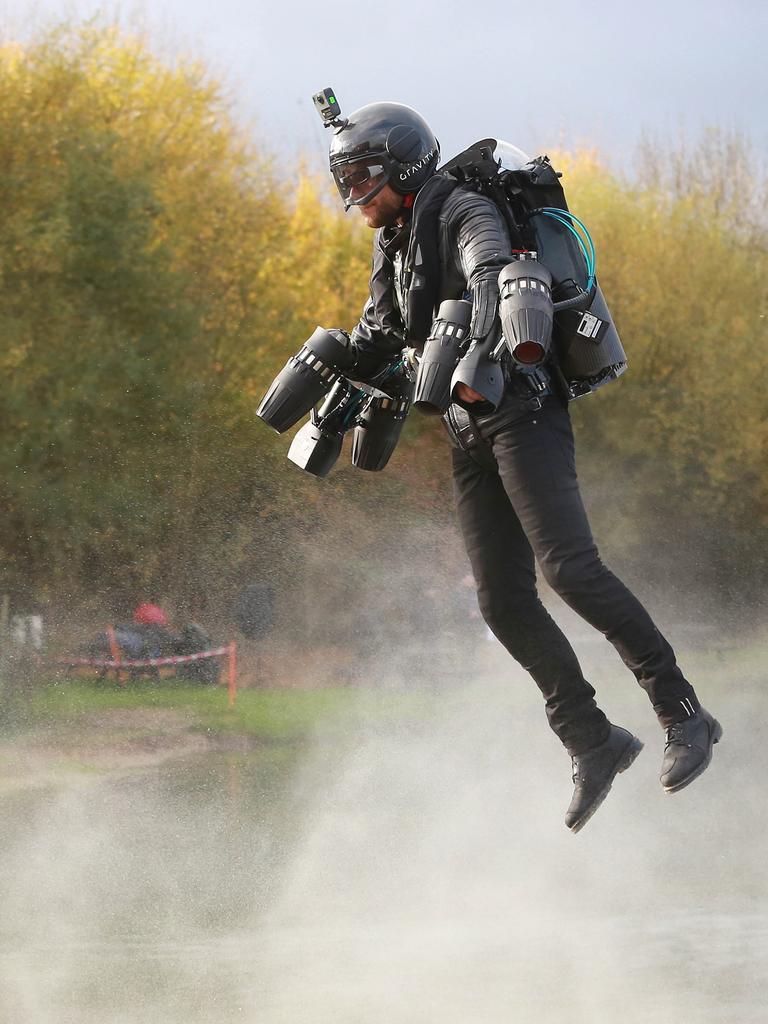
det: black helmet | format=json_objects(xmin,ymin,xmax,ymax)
[{"xmin": 329, "ymin": 102, "xmax": 440, "ymax": 209}]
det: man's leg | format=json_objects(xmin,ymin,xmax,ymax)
[
  {"xmin": 487, "ymin": 397, "xmax": 699, "ymax": 726},
  {"xmin": 451, "ymin": 438, "xmax": 643, "ymax": 831},
  {"xmin": 451, "ymin": 442, "xmax": 610, "ymax": 755},
  {"xmin": 487, "ymin": 396, "xmax": 721, "ymax": 795}
]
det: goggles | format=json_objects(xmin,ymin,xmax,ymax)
[{"xmin": 331, "ymin": 158, "xmax": 390, "ymax": 208}]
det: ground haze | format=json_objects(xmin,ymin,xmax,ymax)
[{"xmin": 0, "ymin": 632, "xmax": 763, "ymax": 1023}]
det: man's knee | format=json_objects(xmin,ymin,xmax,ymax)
[
  {"xmin": 540, "ymin": 549, "xmax": 606, "ymax": 600},
  {"xmin": 477, "ymin": 589, "xmax": 545, "ymax": 650}
]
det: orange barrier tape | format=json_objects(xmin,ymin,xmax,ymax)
[{"xmin": 57, "ymin": 646, "xmax": 230, "ymax": 669}]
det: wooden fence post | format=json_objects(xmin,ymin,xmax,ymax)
[{"xmin": 227, "ymin": 641, "xmax": 237, "ymax": 708}]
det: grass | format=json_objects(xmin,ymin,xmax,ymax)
[
  {"xmin": 19, "ymin": 676, "xmax": 441, "ymax": 744},
  {"xmin": 7, "ymin": 629, "xmax": 755, "ymax": 748}
]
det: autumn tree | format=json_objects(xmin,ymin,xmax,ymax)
[
  {"xmin": 0, "ymin": 22, "xmax": 765, "ymax": 625},
  {"xmin": 0, "ymin": 24, "xmax": 371, "ymax": 612}
]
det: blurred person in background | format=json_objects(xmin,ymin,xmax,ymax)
[{"xmin": 122, "ymin": 602, "xmax": 175, "ymax": 659}]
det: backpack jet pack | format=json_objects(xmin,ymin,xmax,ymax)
[{"xmin": 440, "ymin": 139, "xmax": 627, "ymax": 400}]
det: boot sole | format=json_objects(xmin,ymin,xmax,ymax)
[
  {"xmin": 662, "ymin": 719, "xmax": 723, "ymax": 794},
  {"xmin": 568, "ymin": 735, "xmax": 644, "ymax": 834}
]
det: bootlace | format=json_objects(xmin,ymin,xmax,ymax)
[
  {"xmin": 665, "ymin": 723, "xmax": 684, "ymax": 745},
  {"xmin": 664, "ymin": 722, "xmax": 694, "ymax": 750}
]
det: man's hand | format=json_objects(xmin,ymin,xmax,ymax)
[
  {"xmin": 455, "ymin": 383, "xmax": 486, "ymax": 403},
  {"xmin": 402, "ymin": 346, "xmax": 420, "ymax": 374}
]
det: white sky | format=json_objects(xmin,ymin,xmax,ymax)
[{"xmin": 5, "ymin": 0, "xmax": 768, "ymax": 171}]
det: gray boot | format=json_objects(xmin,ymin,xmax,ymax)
[
  {"xmin": 565, "ymin": 725, "xmax": 643, "ymax": 833},
  {"xmin": 660, "ymin": 707, "xmax": 722, "ymax": 793}
]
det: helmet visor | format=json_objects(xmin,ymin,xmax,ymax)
[{"xmin": 331, "ymin": 158, "xmax": 390, "ymax": 208}]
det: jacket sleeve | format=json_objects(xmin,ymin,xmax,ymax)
[
  {"xmin": 441, "ymin": 191, "xmax": 513, "ymax": 343},
  {"xmin": 348, "ymin": 237, "xmax": 407, "ymax": 381},
  {"xmin": 349, "ymin": 297, "xmax": 407, "ymax": 382}
]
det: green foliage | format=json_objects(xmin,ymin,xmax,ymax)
[{"xmin": 26, "ymin": 679, "xmax": 435, "ymax": 742}]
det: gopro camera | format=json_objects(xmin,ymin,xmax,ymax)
[{"xmin": 313, "ymin": 87, "xmax": 345, "ymax": 128}]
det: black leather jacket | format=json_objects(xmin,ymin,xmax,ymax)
[{"xmin": 348, "ymin": 174, "xmax": 549, "ymax": 438}]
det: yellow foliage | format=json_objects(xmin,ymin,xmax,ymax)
[
  {"xmin": 559, "ymin": 148, "xmax": 768, "ymax": 524},
  {"xmin": 0, "ymin": 22, "xmax": 766, "ymax": 604}
]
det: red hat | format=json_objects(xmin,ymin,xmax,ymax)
[{"xmin": 133, "ymin": 603, "xmax": 168, "ymax": 627}]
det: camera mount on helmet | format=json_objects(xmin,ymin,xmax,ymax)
[{"xmin": 312, "ymin": 87, "xmax": 348, "ymax": 131}]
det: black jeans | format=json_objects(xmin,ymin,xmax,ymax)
[{"xmin": 451, "ymin": 395, "xmax": 698, "ymax": 754}]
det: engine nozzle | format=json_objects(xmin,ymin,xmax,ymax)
[
  {"xmin": 256, "ymin": 327, "xmax": 355, "ymax": 433},
  {"xmin": 287, "ymin": 419, "xmax": 344, "ymax": 478},
  {"xmin": 413, "ymin": 299, "xmax": 472, "ymax": 415},
  {"xmin": 351, "ymin": 387, "xmax": 412, "ymax": 471},
  {"xmin": 498, "ymin": 257, "xmax": 553, "ymax": 369}
]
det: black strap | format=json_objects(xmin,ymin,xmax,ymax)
[{"xmin": 444, "ymin": 405, "xmax": 497, "ymax": 471}]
